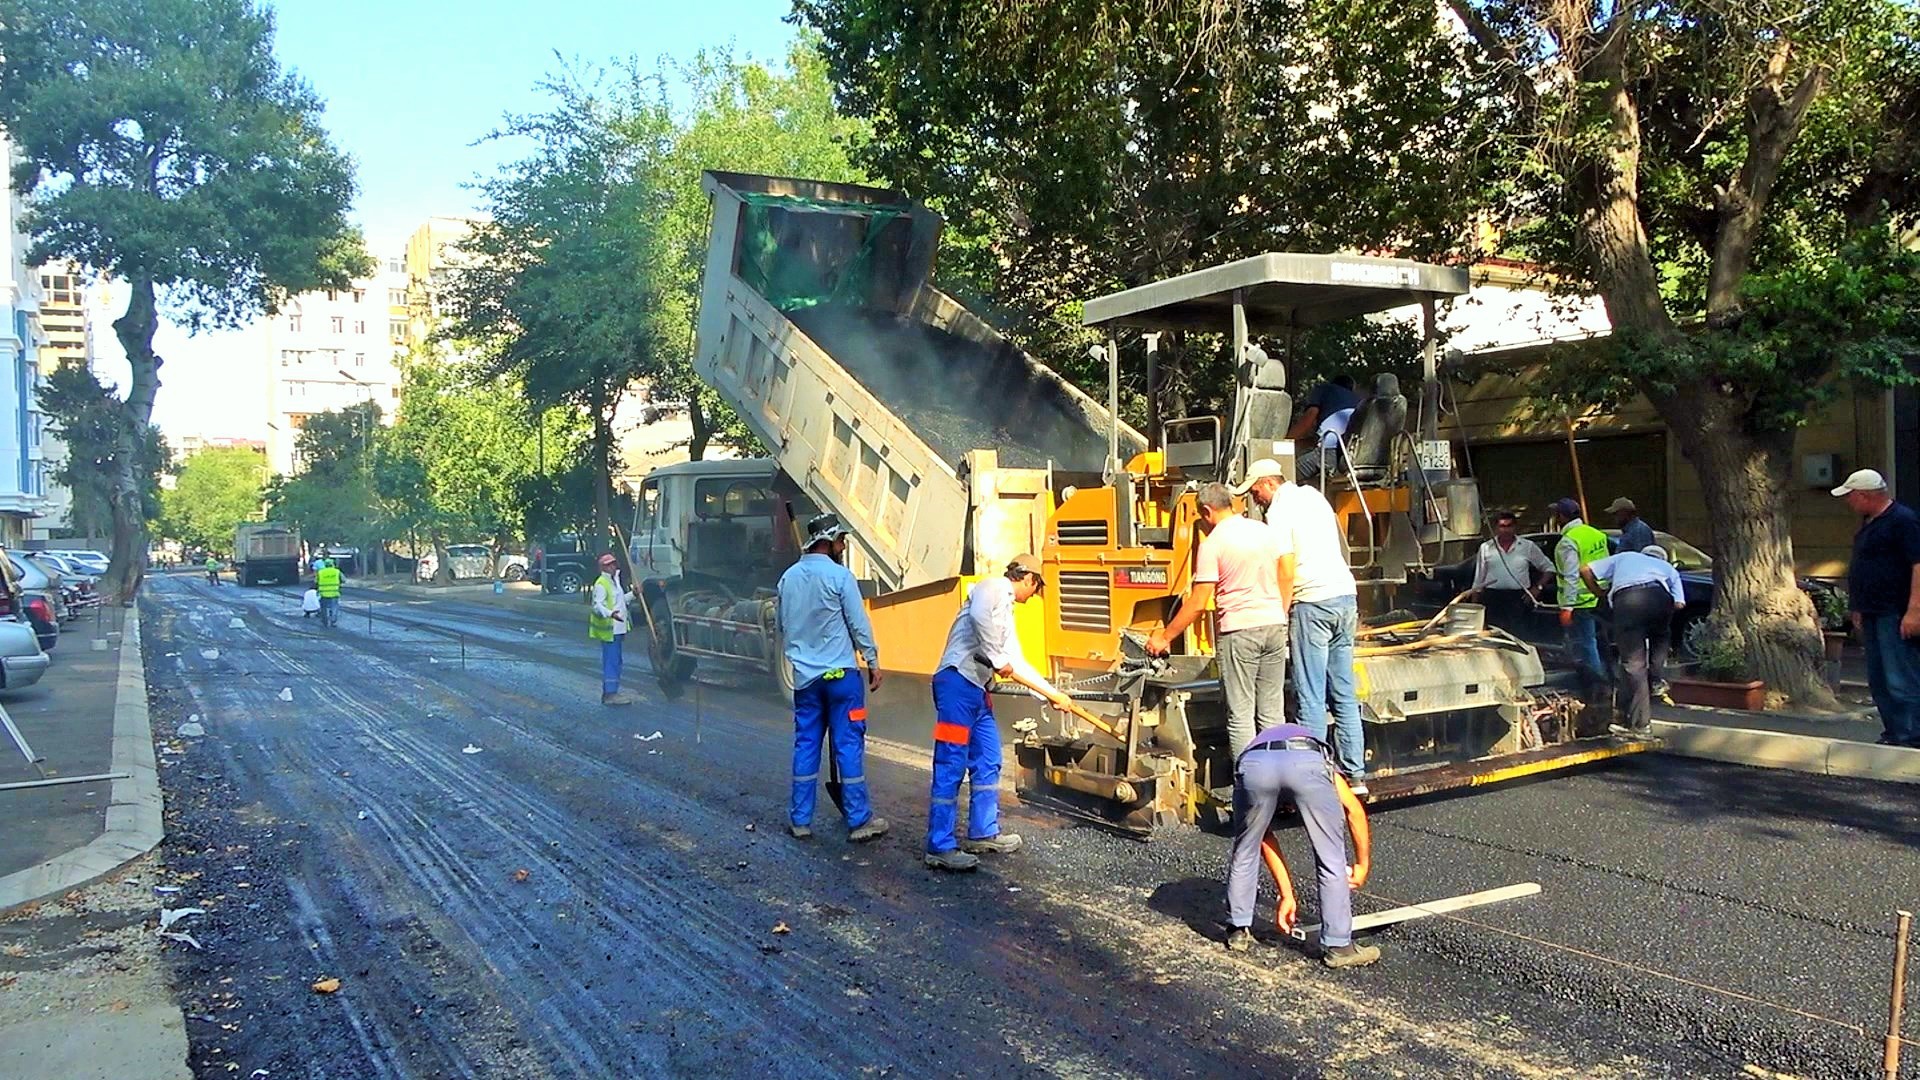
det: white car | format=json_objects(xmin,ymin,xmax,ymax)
[{"xmin": 48, "ymin": 550, "xmax": 109, "ymax": 575}]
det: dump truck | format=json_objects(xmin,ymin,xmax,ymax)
[
  {"xmin": 649, "ymin": 170, "xmax": 1651, "ymax": 834},
  {"xmin": 234, "ymin": 522, "xmax": 301, "ymax": 586}
]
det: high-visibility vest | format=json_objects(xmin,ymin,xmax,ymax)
[
  {"xmin": 588, "ymin": 574, "xmax": 621, "ymax": 642},
  {"xmin": 316, "ymin": 565, "xmax": 343, "ymax": 598},
  {"xmin": 1558, "ymin": 522, "xmax": 1610, "ymax": 609},
  {"xmin": 205, "ymin": 557, "xmax": 219, "ymax": 571}
]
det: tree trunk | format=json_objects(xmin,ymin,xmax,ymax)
[
  {"xmin": 432, "ymin": 535, "xmax": 451, "ymax": 585},
  {"xmin": 104, "ymin": 274, "xmax": 163, "ymax": 603},
  {"xmin": 1660, "ymin": 382, "xmax": 1835, "ymax": 706},
  {"xmin": 687, "ymin": 391, "xmax": 712, "ymax": 462}
]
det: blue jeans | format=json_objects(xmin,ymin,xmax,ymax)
[
  {"xmin": 320, "ymin": 596, "xmax": 339, "ymax": 627},
  {"xmin": 790, "ymin": 672, "xmax": 873, "ymax": 828},
  {"xmin": 1863, "ymin": 615, "xmax": 1920, "ymax": 746},
  {"xmin": 601, "ymin": 636, "xmax": 624, "ymax": 695},
  {"xmin": 1290, "ymin": 596, "xmax": 1364, "ymax": 778},
  {"xmin": 926, "ymin": 667, "xmax": 1002, "ymax": 853},
  {"xmin": 1565, "ymin": 608, "xmax": 1606, "ymax": 686}
]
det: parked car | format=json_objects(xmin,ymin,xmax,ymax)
[
  {"xmin": 0, "ymin": 615, "xmax": 49, "ymax": 691},
  {"xmin": 0, "ymin": 555, "xmax": 58, "ymax": 651},
  {"xmin": 530, "ymin": 534, "xmax": 595, "ymax": 595},
  {"xmin": 496, "ymin": 553, "xmax": 529, "ymax": 582},
  {"xmin": 29, "ymin": 554, "xmax": 102, "ymax": 619},
  {"xmin": 312, "ymin": 545, "xmax": 360, "ymax": 574},
  {"xmin": 1416, "ymin": 528, "xmax": 1846, "ymax": 659},
  {"xmin": 48, "ymin": 549, "xmax": 109, "ymax": 575},
  {"xmin": 415, "ymin": 544, "xmax": 499, "ymax": 582}
]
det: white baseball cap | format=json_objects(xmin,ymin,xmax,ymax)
[
  {"xmin": 1230, "ymin": 458, "xmax": 1288, "ymax": 495},
  {"xmin": 1831, "ymin": 469, "xmax": 1888, "ymax": 497},
  {"xmin": 1641, "ymin": 545, "xmax": 1670, "ymax": 562}
]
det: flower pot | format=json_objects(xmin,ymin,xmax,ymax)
[
  {"xmin": 1823, "ymin": 631, "xmax": 1848, "ymax": 662},
  {"xmin": 1668, "ymin": 676, "xmax": 1766, "ymax": 712}
]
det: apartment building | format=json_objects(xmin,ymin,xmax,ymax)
[{"xmin": 263, "ymin": 253, "xmax": 411, "ymax": 477}]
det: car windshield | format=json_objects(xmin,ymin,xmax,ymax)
[{"xmin": 1645, "ymin": 531, "xmax": 1712, "ymax": 571}]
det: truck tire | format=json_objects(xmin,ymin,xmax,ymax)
[
  {"xmin": 553, "ymin": 569, "xmax": 584, "ymax": 595},
  {"xmin": 647, "ymin": 599, "xmax": 696, "ymax": 688}
]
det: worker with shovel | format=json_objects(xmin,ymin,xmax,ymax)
[
  {"xmin": 776, "ymin": 514, "xmax": 889, "ymax": 843},
  {"xmin": 924, "ymin": 553, "xmax": 1073, "ymax": 872}
]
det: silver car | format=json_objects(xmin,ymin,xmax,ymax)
[{"xmin": 0, "ymin": 615, "xmax": 49, "ymax": 690}]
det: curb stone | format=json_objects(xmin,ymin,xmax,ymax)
[{"xmin": 1651, "ymin": 718, "xmax": 1920, "ymax": 784}]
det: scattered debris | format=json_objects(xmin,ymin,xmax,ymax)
[
  {"xmin": 511, "ymin": 868, "xmax": 531, "ymax": 884},
  {"xmin": 356, "ymin": 811, "xmax": 368, "ymax": 821},
  {"xmin": 158, "ymin": 906, "xmax": 206, "ymax": 951},
  {"xmin": 533, "ymin": 630, "xmax": 548, "ymax": 639},
  {"xmin": 178, "ymin": 721, "xmax": 206, "ymax": 738},
  {"xmin": 744, "ymin": 823, "xmax": 756, "ymax": 832},
  {"xmin": 228, "ymin": 617, "xmax": 245, "ymax": 629},
  {"xmin": 201, "ymin": 649, "xmax": 219, "ymax": 660},
  {"xmin": 277, "ymin": 687, "xmax": 293, "ymax": 701},
  {"xmin": 428, "ymin": 656, "xmax": 438, "ymax": 664},
  {"xmin": 154, "ymin": 885, "xmax": 182, "ymax": 895},
  {"xmin": 462, "ymin": 744, "xmax": 483, "ymax": 755},
  {"xmin": 1007, "ymin": 887, "xmax": 1022, "ymax": 893},
  {"xmin": 772, "ymin": 922, "xmax": 791, "ymax": 935},
  {"xmin": 635, "ymin": 731, "xmax": 664, "ymax": 741},
  {"xmin": 311, "ymin": 977, "xmax": 341, "ymax": 994},
  {"xmin": 1, "ymin": 943, "xmax": 26, "ymax": 958}
]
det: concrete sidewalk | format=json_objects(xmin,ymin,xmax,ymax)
[
  {"xmin": 0, "ymin": 603, "xmax": 190, "ymax": 1079},
  {"xmin": 1651, "ymin": 691, "xmax": 1920, "ymax": 784}
]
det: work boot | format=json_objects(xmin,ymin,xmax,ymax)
[
  {"xmin": 847, "ymin": 817, "xmax": 889, "ymax": 843},
  {"xmin": 602, "ymin": 691, "xmax": 635, "ymax": 706},
  {"xmin": 1345, "ymin": 776, "xmax": 1370, "ymax": 798},
  {"xmin": 1322, "ymin": 942, "xmax": 1382, "ymax": 969},
  {"xmin": 788, "ymin": 822, "xmax": 813, "ymax": 840},
  {"xmin": 1608, "ymin": 723, "xmax": 1651, "ymax": 737},
  {"xmin": 961, "ymin": 833, "xmax": 1022, "ymax": 855},
  {"xmin": 1225, "ymin": 927, "xmax": 1255, "ymax": 953},
  {"xmin": 924, "ymin": 849, "xmax": 980, "ymax": 872},
  {"xmin": 1654, "ymin": 681, "xmax": 1676, "ymax": 706}
]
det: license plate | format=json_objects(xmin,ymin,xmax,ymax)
[{"xmin": 1416, "ymin": 440, "xmax": 1452, "ymax": 472}]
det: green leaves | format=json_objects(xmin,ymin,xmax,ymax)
[{"xmin": 159, "ymin": 447, "xmax": 267, "ymax": 553}]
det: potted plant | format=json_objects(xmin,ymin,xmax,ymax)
[
  {"xmin": 1669, "ymin": 623, "xmax": 1766, "ymax": 710},
  {"xmin": 1814, "ymin": 587, "xmax": 1850, "ymax": 661}
]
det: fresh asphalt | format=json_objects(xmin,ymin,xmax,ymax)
[{"xmin": 141, "ymin": 572, "xmax": 1918, "ymax": 1078}]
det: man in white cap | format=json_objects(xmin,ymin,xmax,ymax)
[
  {"xmin": 1580, "ymin": 545, "xmax": 1685, "ymax": 735},
  {"xmin": 1241, "ymin": 459, "xmax": 1370, "ymax": 794},
  {"xmin": 1606, "ymin": 496, "xmax": 1657, "ymax": 555},
  {"xmin": 776, "ymin": 513, "xmax": 888, "ymax": 843},
  {"xmin": 1834, "ymin": 469, "xmax": 1920, "ymax": 747}
]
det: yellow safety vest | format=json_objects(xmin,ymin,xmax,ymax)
[
  {"xmin": 316, "ymin": 566, "xmax": 342, "ymax": 598},
  {"xmin": 1558, "ymin": 522, "xmax": 1610, "ymax": 609},
  {"xmin": 588, "ymin": 574, "xmax": 621, "ymax": 642}
]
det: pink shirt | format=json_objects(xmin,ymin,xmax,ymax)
[{"xmin": 1194, "ymin": 514, "xmax": 1289, "ymax": 633}]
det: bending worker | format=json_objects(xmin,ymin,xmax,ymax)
[
  {"xmin": 925, "ymin": 554, "xmax": 1072, "ymax": 872},
  {"xmin": 1227, "ymin": 720, "xmax": 1378, "ymax": 968},
  {"xmin": 314, "ymin": 557, "xmax": 343, "ymax": 627},
  {"xmin": 776, "ymin": 514, "xmax": 889, "ymax": 843},
  {"xmin": 1580, "ymin": 545, "xmax": 1684, "ymax": 736}
]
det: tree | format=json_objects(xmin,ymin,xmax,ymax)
[
  {"xmin": 800, "ymin": 0, "xmax": 1920, "ymax": 702},
  {"xmin": 0, "ymin": 0, "xmax": 368, "ymax": 600},
  {"xmin": 653, "ymin": 37, "xmax": 872, "ymax": 458},
  {"xmin": 38, "ymin": 363, "xmax": 165, "ymax": 541},
  {"xmin": 159, "ymin": 446, "xmax": 266, "ymax": 553},
  {"xmin": 264, "ymin": 402, "xmax": 383, "ymax": 567},
  {"xmin": 442, "ymin": 63, "xmax": 678, "ymax": 553}
]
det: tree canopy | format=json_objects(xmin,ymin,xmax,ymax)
[
  {"xmin": 0, "ymin": 0, "xmax": 366, "ymax": 596},
  {"xmin": 159, "ymin": 446, "xmax": 266, "ymax": 553}
]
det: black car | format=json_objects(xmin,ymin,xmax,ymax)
[{"xmin": 1417, "ymin": 529, "xmax": 1844, "ymax": 660}]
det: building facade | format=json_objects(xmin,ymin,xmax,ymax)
[
  {"xmin": 32, "ymin": 262, "xmax": 88, "ymax": 538},
  {"xmin": 0, "ymin": 134, "xmax": 50, "ymax": 544},
  {"xmin": 263, "ymin": 255, "xmax": 411, "ymax": 477}
]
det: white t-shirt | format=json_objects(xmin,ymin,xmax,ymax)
[
  {"xmin": 1193, "ymin": 515, "xmax": 1288, "ymax": 633},
  {"xmin": 1267, "ymin": 482, "xmax": 1357, "ymax": 603}
]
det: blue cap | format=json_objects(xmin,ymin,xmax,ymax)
[{"xmin": 1551, "ymin": 498, "xmax": 1582, "ymax": 520}]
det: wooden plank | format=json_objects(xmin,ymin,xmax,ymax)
[{"xmin": 1296, "ymin": 881, "xmax": 1542, "ymax": 938}]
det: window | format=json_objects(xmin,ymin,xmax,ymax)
[
  {"xmin": 695, "ymin": 478, "xmax": 775, "ymax": 519},
  {"xmin": 288, "ymin": 314, "xmax": 302, "ymax": 332},
  {"xmin": 329, "ymin": 316, "xmax": 344, "ymax": 334},
  {"xmin": 353, "ymin": 320, "xmax": 365, "ymax": 335},
  {"xmin": 352, "ymin": 289, "xmax": 365, "ymax": 303},
  {"xmin": 389, "ymin": 387, "xmax": 399, "ymax": 399},
  {"xmin": 389, "ymin": 320, "xmax": 407, "ymax": 344},
  {"xmin": 40, "ymin": 274, "xmax": 76, "ymax": 305},
  {"xmin": 386, "ymin": 256, "xmax": 405, "ymax": 274},
  {"xmin": 388, "ymin": 289, "xmax": 407, "ymax": 306},
  {"xmin": 354, "ymin": 352, "xmax": 365, "ymax": 367},
  {"xmin": 325, "ymin": 289, "xmax": 338, "ymax": 302}
]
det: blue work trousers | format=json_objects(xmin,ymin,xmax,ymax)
[
  {"xmin": 790, "ymin": 671, "xmax": 873, "ymax": 828},
  {"xmin": 601, "ymin": 636, "xmax": 624, "ymax": 695},
  {"xmin": 1229, "ymin": 747, "xmax": 1354, "ymax": 947},
  {"xmin": 926, "ymin": 667, "xmax": 1002, "ymax": 854},
  {"xmin": 1565, "ymin": 608, "xmax": 1607, "ymax": 688},
  {"xmin": 1290, "ymin": 596, "xmax": 1365, "ymax": 778},
  {"xmin": 320, "ymin": 596, "xmax": 340, "ymax": 627},
  {"xmin": 1864, "ymin": 615, "xmax": 1920, "ymax": 746}
]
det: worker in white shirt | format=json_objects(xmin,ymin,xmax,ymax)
[
  {"xmin": 1470, "ymin": 510, "xmax": 1554, "ymax": 632},
  {"xmin": 924, "ymin": 553, "xmax": 1072, "ymax": 872},
  {"xmin": 1581, "ymin": 546, "xmax": 1686, "ymax": 735},
  {"xmin": 1241, "ymin": 459, "xmax": 1370, "ymax": 795}
]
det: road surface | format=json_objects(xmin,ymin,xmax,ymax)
[{"xmin": 141, "ymin": 573, "xmax": 1919, "ymax": 1078}]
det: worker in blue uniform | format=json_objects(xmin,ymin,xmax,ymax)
[
  {"xmin": 1227, "ymin": 721, "xmax": 1380, "ymax": 968},
  {"xmin": 776, "ymin": 513, "xmax": 889, "ymax": 843},
  {"xmin": 924, "ymin": 554, "xmax": 1074, "ymax": 872}
]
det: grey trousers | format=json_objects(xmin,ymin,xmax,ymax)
[
  {"xmin": 1229, "ymin": 747, "xmax": 1354, "ymax": 946},
  {"xmin": 1217, "ymin": 621, "xmax": 1289, "ymax": 757}
]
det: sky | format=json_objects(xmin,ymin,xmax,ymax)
[{"xmin": 96, "ymin": 0, "xmax": 798, "ymax": 440}]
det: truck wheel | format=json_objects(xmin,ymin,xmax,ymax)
[
  {"xmin": 503, "ymin": 564, "xmax": 525, "ymax": 582},
  {"xmin": 647, "ymin": 602, "xmax": 696, "ymax": 687},
  {"xmin": 554, "ymin": 569, "xmax": 583, "ymax": 594}
]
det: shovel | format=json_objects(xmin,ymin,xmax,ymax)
[{"xmin": 823, "ymin": 724, "xmax": 846, "ymax": 814}]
